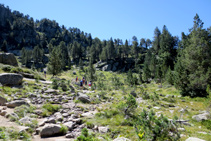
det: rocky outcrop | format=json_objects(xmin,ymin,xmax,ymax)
[
  {"xmin": 40, "ymin": 124, "xmax": 62, "ymax": 137},
  {"xmin": 77, "ymin": 92, "xmax": 91, "ymax": 103},
  {"xmin": 192, "ymin": 111, "xmax": 210, "ymax": 122},
  {"xmin": 6, "ymin": 100, "xmax": 30, "ymax": 108},
  {"xmin": 0, "ymin": 73, "xmax": 23, "ymax": 86},
  {"xmin": 0, "ymin": 96, "xmax": 7, "ymax": 106},
  {"xmin": 0, "ymin": 53, "xmax": 18, "ymax": 66},
  {"xmin": 96, "ymin": 59, "xmax": 135, "ymax": 72}
]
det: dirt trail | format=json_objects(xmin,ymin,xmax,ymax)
[
  {"xmin": 23, "ymin": 78, "xmax": 52, "ymax": 84},
  {"xmin": 32, "ymin": 135, "xmax": 73, "ymax": 141},
  {"xmin": 0, "ymin": 106, "xmax": 28, "ymax": 131}
]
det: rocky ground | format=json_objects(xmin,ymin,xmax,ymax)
[
  {"xmin": 0, "ymin": 77, "xmax": 113, "ymax": 140},
  {"xmin": 0, "ymin": 72, "xmax": 210, "ymax": 141}
]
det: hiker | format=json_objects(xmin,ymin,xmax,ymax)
[
  {"xmin": 88, "ymin": 81, "xmax": 92, "ymax": 88},
  {"xmin": 82, "ymin": 77, "xmax": 85, "ymax": 84},
  {"xmin": 85, "ymin": 80, "xmax": 87, "ymax": 86},
  {"xmin": 80, "ymin": 79, "xmax": 83, "ymax": 88},
  {"xmin": 76, "ymin": 76, "xmax": 78, "ymax": 82},
  {"xmin": 44, "ymin": 70, "xmax": 46, "ymax": 78}
]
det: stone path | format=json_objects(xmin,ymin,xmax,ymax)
[
  {"xmin": 0, "ymin": 106, "xmax": 28, "ymax": 132},
  {"xmin": 23, "ymin": 78, "xmax": 52, "ymax": 84}
]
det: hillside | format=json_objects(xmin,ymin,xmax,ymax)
[
  {"xmin": 0, "ymin": 3, "xmax": 211, "ymax": 141},
  {"xmin": 0, "ymin": 64, "xmax": 210, "ymax": 141}
]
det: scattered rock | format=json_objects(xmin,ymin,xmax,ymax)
[
  {"xmin": 77, "ymin": 92, "xmax": 91, "ymax": 103},
  {"xmin": 98, "ymin": 126, "xmax": 109, "ymax": 133},
  {"xmin": 19, "ymin": 116, "xmax": 32, "ymax": 125},
  {"xmin": 113, "ymin": 137, "xmax": 131, "ymax": 141},
  {"xmin": 46, "ymin": 117, "xmax": 56, "ymax": 124},
  {"xmin": 198, "ymin": 132, "xmax": 208, "ymax": 135},
  {"xmin": 40, "ymin": 124, "xmax": 62, "ymax": 137},
  {"xmin": 6, "ymin": 112, "xmax": 19, "ymax": 119},
  {"xmin": 6, "ymin": 100, "xmax": 29, "ymax": 108},
  {"xmin": 153, "ymin": 106, "xmax": 161, "ymax": 110},
  {"xmin": 54, "ymin": 112, "xmax": 63, "ymax": 121},
  {"xmin": 64, "ymin": 121, "xmax": 75, "ymax": 131},
  {"xmin": 130, "ymin": 91, "xmax": 137, "ymax": 97},
  {"xmin": 192, "ymin": 111, "xmax": 210, "ymax": 122},
  {"xmin": 178, "ymin": 128, "xmax": 185, "ymax": 131},
  {"xmin": 169, "ymin": 110, "xmax": 174, "ymax": 114},
  {"xmin": 81, "ymin": 111, "xmax": 97, "ymax": 118},
  {"xmin": 0, "ymin": 96, "xmax": 7, "ymax": 106},
  {"xmin": 185, "ymin": 137, "xmax": 205, "ymax": 141},
  {"xmin": 0, "ymin": 110, "xmax": 7, "ymax": 116},
  {"xmin": 0, "ymin": 73, "xmax": 23, "ymax": 86},
  {"xmin": 44, "ymin": 89, "xmax": 58, "ymax": 94},
  {"xmin": 65, "ymin": 133, "xmax": 75, "ymax": 138},
  {"xmin": 0, "ymin": 53, "xmax": 18, "ymax": 66}
]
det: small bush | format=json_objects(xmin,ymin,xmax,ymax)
[
  {"xmin": 134, "ymin": 109, "xmax": 180, "ymax": 141},
  {"xmin": 60, "ymin": 80, "xmax": 68, "ymax": 91},
  {"xmin": 86, "ymin": 122, "xmax": 94, "ymax": 129},
  {"xmin": 42, "ymin": 103, "xmax": 61, "ymax": 117},
  {"xmin": 14, "ymin": 105, "xmax": 36, "ymax": 119},
  {"xmin": 60, "ymin": 124, "xmax": 68, "ymax": 135},
  {"xmin": 52, "ymin": 79, "xmax": 59, "ymax": 89},
  {"xmin": 2, "ymin": 65, "xmax": 12, "ymax": 72},
  {"xmin": 117, "ymin": 94, "xmax": 137, "ymax": 116},
  {"xmin": 0, "ymin": 128, "xmax": 6, "ymax": 139},
  {"xmin": 201, "ymin": 120, "xmax": 211, "ymax": 130},
  {"xmin": 76, "ymin": 128, "xmax": 95, "ymax": 141}
]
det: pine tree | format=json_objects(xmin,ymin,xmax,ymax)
[
  {"xmin": 152, "ymin": 27, "xmax": 161, "ymax": 55},
  {"xmin": 174, "ymin": 14, "xmax": 211, "ymax": 97},
  {"xmin": 32, "ymin": 45, "xmax": 44, "ymax": 64},
  {"xmin": 47, "ymin": 48, "xmax": 62, "ymax": 76},
  {"xmin": 107, "ymin": 38, "xmax": 115, "ymax": 59},
  {"xmin": 87, "ymin": 57, "xmax": 96, "ymax": 81},
  {"xmin": 58, "ymin": 41, "xmax": 69, "ymax": 70}
]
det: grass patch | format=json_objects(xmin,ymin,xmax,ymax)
[{"xmin": 41, "ymin": 103, "xmax": 61, "ymax": 117}]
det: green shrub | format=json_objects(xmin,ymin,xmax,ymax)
[
  {"xmin": 76, "ymin": 128, "xmax": 95, "ymax": 141},
  {"xmin": 0, "ymin": 128, "xmax": 6, "ymax": 139},
  {"xmin": 14, "ymin": 105, "xmax": 36, "ymax": 119},
  {"xmin": 117, "ymin": 94, "xmax": 137, "ymax": 116},
  {"xmin": 60, "ymin": 80, "xmax": 68, "ymax": 91},
  {"xmin": 201, "ymin": 120, "xmax": 211, "ymax": 130},
  {"xmin": 86, "ymin": 122, "xmax": 94, "ymax": 129},
  {"xmin": 42, "ymin": 103, "xmax": 61, "ymax": 117},
  {"xmin": 52, "ymin": 79, "xmax": 59, "ymax": 89},
  {"xmin": 60, "ymin": 124, "xmax": 68, "ymax": 135},
  {"xmin": 134, "ymin": 109, "xmax": 180, "ymax": 141},
  {"xmin": 2, "ymin": 65, "xmax": 12, "ymax": 72}
]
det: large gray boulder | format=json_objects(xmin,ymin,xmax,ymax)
[
  {"xmin": 40, "ymin": 124, "xmax": 62, "ymax": 137},
  {"xmin": 0, "ymin": 53, "xmax": 18, "ymax": 66},
  {"xmin": 185, "ymin": 137, "xmax": 205, "ymax": 141},
  {"xmin": 192, "ymin": 111, "xmax": 210, "ymax": 122},
  {"xmin": 113, "ymin": 137, "xmax": 131, "ymax": 141},
  {"xmin": 63, "ymin": 121, "xmax": 75, "ymax": 131},
  {"xmin": 77, "ymin": 92, "xmax": 91, "ymax": 103},
  {"xmin": 6, "ymin": 100, "xmax": 29, "ymax": 108},
  {"xmin": 0, "ymin": 96, "xmax": 7, "ymax": 106},
  {"xmin": 0, "ymin": 73, "xmax": 23, "ymax": 86}
]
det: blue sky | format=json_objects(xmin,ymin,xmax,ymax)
[{"xmin": 1, "ymin": 0, "xmax": 211, "ymax": 42}]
